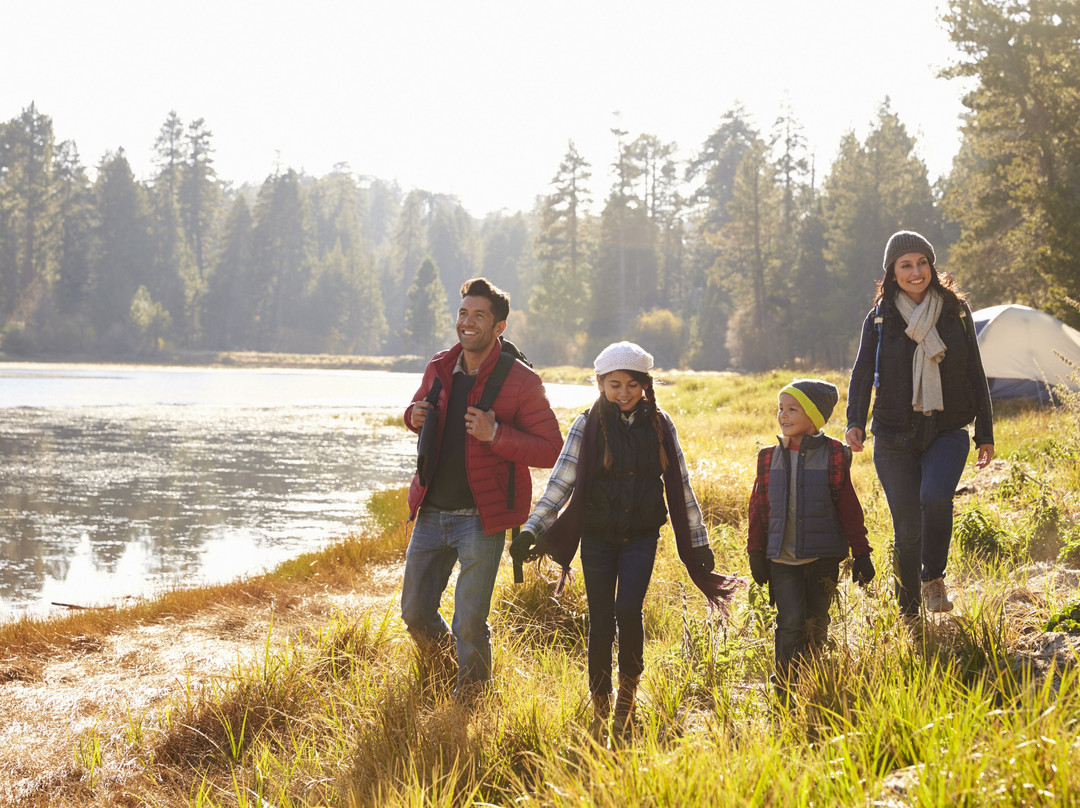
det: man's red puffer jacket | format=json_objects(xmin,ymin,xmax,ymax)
[{"xmin": 404, "ymin": 342, "xmax": 563, "ymax": 535}]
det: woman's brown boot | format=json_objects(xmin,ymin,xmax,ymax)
[{"xmin": 613, "ymin": 673, "xmax": 639, "ymax": 736}]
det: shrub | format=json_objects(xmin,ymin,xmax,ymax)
[
  {"xmin": 954, "ymin": 505, "xmax": 1005, "ymax": 559},
  {"xmin": 1044, "ymin": 600, "xmax": 1080, "ymax": 633},
  {"xmin": 1058, "ymin": 525, "xmax": 1080, "ymax": 568}
]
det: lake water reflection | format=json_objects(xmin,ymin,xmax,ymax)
[{"xmin": 0, "ymin": 363, "xmax": 594, "ymax": 619}]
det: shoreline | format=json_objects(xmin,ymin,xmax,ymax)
[{"xmin": 0, "ymin": 348, "xmax": 430, "ymax": 373}]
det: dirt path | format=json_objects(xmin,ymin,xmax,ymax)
[{"xmin": 0, "ymin": 564, "xmax": 403, "ymax": 806}]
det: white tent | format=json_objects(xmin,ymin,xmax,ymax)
[{"xmin": 972, "ymin": 304, "xmax": 1080, "ymax": 403}]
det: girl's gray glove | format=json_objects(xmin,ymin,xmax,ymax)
[
  {"xmin": 509, "ymin": 529, "xmax": 538, "ymax": 564},
  {"xmin": 689, "ymin": 544, "xmax": 715, "ymax": 573}
]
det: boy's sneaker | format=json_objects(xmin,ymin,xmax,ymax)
[{"xmin": 921, "ymin": 578, "xmax": 954, "ymax": 613}]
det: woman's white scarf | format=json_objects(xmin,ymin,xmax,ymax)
[{"xmin": 895, "ymin": 288, "xmax": 945, "ymax": 414}]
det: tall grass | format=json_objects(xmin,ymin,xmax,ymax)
[{"xmin": 17, "ymin": 371, "xmax": 1080, "ymax": 806}]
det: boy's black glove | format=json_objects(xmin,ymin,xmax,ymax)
[
  {"xmin": 509, "ymin": 529, "xmax": 537, "ymax": 564},
  {"xmin": 851, "ymin": 553, "xmax": 875, "ymax": 587},
  {"xmin": 689, "ymin": 544, "xmax": 715, "ymax": 573},
  {"xmin": 747, "ymin": 549, "xmax": 770, "ymax": 587}
]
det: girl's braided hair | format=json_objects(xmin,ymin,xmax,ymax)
[{"xmin": 596, "ymin": 370, "xmax": 669, "ymax": 473}]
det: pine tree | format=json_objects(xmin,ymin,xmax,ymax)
[
  {"xmin": 941, "ymin": 0, "xmax": 1080, "ymax": 319},
  {"xmin": 0, "ymin": 103, "xmax": 59, "ymax": 322},
  {"xmin": 718, "ymin": 139, "xmax": 786, "ymax": 370},
  {"xmin": 385, "ymin": 190, "xmax": 428, "ymax": 327},
  {"xmin": 53, "ymin": 140, "xmax": 93, "ymax": 319},
  {"xmin": 179, "ymin": 118, "xmax": 220, "ymax": 294},
  {"xmin": 204, "ymin": 195, "xmax": 254, "ymax": 348},
  {"xmin": 90, "ymin": 150, "xmax": 153, "ymax": 348},
  {"xmin": 404, "ymin": 256, "xmax": 450, "ymax": 357},
  {"xmin": 153, "ymin": 111, "xmax": 185, "ymax": 201},
  {"xmin": 428, "ymin": 196, "xmax": 475, "ymax": 307},
  {"xmin": 251, "ymin": 169, "xmax": 315, "ymax": 350},
  {"xmin": 821, "ymin": 101, "xmax": 941, "ymax": 362},
  {"xmin": 146, "ymin": 184, "xmax": 196, "ymax": 344},
  {"xmin": 529, "ymin": 141, "xmax": 592, "ymax": 363}
]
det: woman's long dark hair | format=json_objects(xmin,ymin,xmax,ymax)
[
  {"xmin": 873, "ymin": 261, "xmax": 967, "ymax": 314},
  {"xmin": 596, "ymin": 370, "xmax": 669, "ymax": 473}
]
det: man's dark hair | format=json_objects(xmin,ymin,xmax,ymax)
[{"xmin": 460, "ymin": 277, "xmax": 510, "ymax": 323}]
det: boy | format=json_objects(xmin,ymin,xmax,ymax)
[{"xmin": 747, "ymin": 379, "xmax": 874, "ymax": 695}]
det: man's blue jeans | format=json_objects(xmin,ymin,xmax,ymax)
[
  {"xmin": 873, "ymin": 425, "xmax": 970, "ymax": 617},
  {"xmin": 769, "ymin": 557, "xmax": 840, "ymax": 682},
  {"xmin": 579, "ymin": 535, "xmax": 658, "ymax": 697},
  {"xmin": 400, "ymin": 507, "xmax": 505, "ymax": 695}
]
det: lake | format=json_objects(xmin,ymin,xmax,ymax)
[{"xmin": 0, "ymin": 363, "xmax": 595, "ymax": 619}]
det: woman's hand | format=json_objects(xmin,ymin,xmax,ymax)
[
  {"xmin": 976, "ymin": 443, "xmax": 994, "ymax": 468},
  {"xmin": 845, "ymin": 427, "xmax": 865, "ymax": 452}
]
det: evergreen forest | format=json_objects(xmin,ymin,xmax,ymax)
[{"xmin": 2, "ymin": 1, "xmax": 1079, "ymax": 369}]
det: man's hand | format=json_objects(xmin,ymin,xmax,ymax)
[
  {"xmin": 976, "ymin": 443, "xmax": 994, "ymax": 469},
  {"xmin": 845, "ymin": 427, "xmax": 865, "ymax": 452},
  {"xmin": 410, "ymin": 401, "xmax": 432, "ymax": 430},
  {"xmin": 465, "ymin": 406, "xmax": 497, "ymax": 442}
]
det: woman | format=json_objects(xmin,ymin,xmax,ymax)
[
  {"xmin": 846, "ymin": 230, "xmax": 994, "ymax": 618},
  {"xmin": 510, "ymin": 341, "xmax": 737, "ymax": 731}
]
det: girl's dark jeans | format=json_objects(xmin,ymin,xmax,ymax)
[
  {"xmin": 579, "ymin": 534, "xmax": 658, "ymax": 696},
  {"xmin": 769, "ymin": 557, "xmax": 840, "ymax": 682},
  {"xmin": 873, "ymin": 425, "xmax": 969, "ymax": 617}
]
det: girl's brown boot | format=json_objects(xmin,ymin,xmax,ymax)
[{"xmin": 613, "ymin": 673, "xmax": 639, "ymax": 736}]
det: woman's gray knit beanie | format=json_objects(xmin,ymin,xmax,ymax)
[{"xmin": 882, "ymin": 230, "xmax": 936, "ymax": 273}]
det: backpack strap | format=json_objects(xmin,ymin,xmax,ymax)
[
  {"xmin": 828, "ymin": 439, "xmax": 852, "ymax": 503},
  {"xmin": 415, "ymin": 375, "xmax": 444, "ymax": 488},
  {"xmin": 757, "ymin": 445, "xmax": 774, "ymax": 478},
  {"xmin": 873, "ymin": 303, "xmax": 884, "ymax": 389},
  {"xmin": 477, "ymin": 352, "xmax": 515, "ymax": 411},
  {"xmin": 477, "ymin": 351, "xmax": 518, "ymax": 510},
  {"xmin": 424, "ymin": 376, "xmax": 442, "ymax": 407}
]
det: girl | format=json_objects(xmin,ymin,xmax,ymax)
[
  {"xmin": 510, "ymin": 341, "xmax": 738, "ymax": 730},
  {"xmin": 846, "ymin": 230, "xmax": 994, "ymax": 618}
]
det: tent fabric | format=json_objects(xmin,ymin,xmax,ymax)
[{"xmin": 971, "ymin": 304, "xmax": 1080, "ymax": 403}]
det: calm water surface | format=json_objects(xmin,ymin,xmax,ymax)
[{"xmin": 0, "ymin": 363, "xmax": 593, "ymax": 619}]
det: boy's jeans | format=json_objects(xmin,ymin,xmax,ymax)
[
  {"xmin": 400, "ymin": 507, "xmax": 504, "ymax": 696},
  {"xmin": 579, "ymin": 535, "xmax": 658, "ymax": 697},
  {"xmin": 873, "ymin": 426, "xmax": 969, "ymax": 617},
  {"xmin": 769, "ymin": 557, "xmax": 840, "ymax": 682}
]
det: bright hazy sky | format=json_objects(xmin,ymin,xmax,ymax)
[{"xmin": 4, "ymin": 0, "xmax": 970, "ymax": 217}]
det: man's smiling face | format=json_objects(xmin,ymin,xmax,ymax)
[{"xmin": 457, "ymin": 295, "xmax": 505, "ymax": 357}]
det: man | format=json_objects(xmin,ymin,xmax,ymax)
[{"xmin": 402, "ymin": 277, "xmax": 562, "ymax": 699}]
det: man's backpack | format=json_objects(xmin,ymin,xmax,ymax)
[{"xmin": 757, "ymin": 439, "xmax": 852, "ymax": 503}]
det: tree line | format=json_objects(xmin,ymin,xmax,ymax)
[{"xmin": 2, "ymin": 1, "xmax": 1077, "ymax": 369}]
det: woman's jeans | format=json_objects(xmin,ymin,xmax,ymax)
[
  {"xmin": 579, "ymin": 535, "xmax": 658, "ymax": 696},
  {"xmin": 769, "ymin": 558, "xmax": 840, "ymax": 682},
  {"xmin": 400, "ymin": 507, "xmax": 505, "ymax": 696},
  {"xmin": 873, "ymin": 425, "xmax": 970, "ymax": 616}
]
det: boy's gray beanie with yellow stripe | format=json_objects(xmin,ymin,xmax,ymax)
[{"xmin": 780, "ymin": 379, "xmax": 838, "ymax": 431}]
